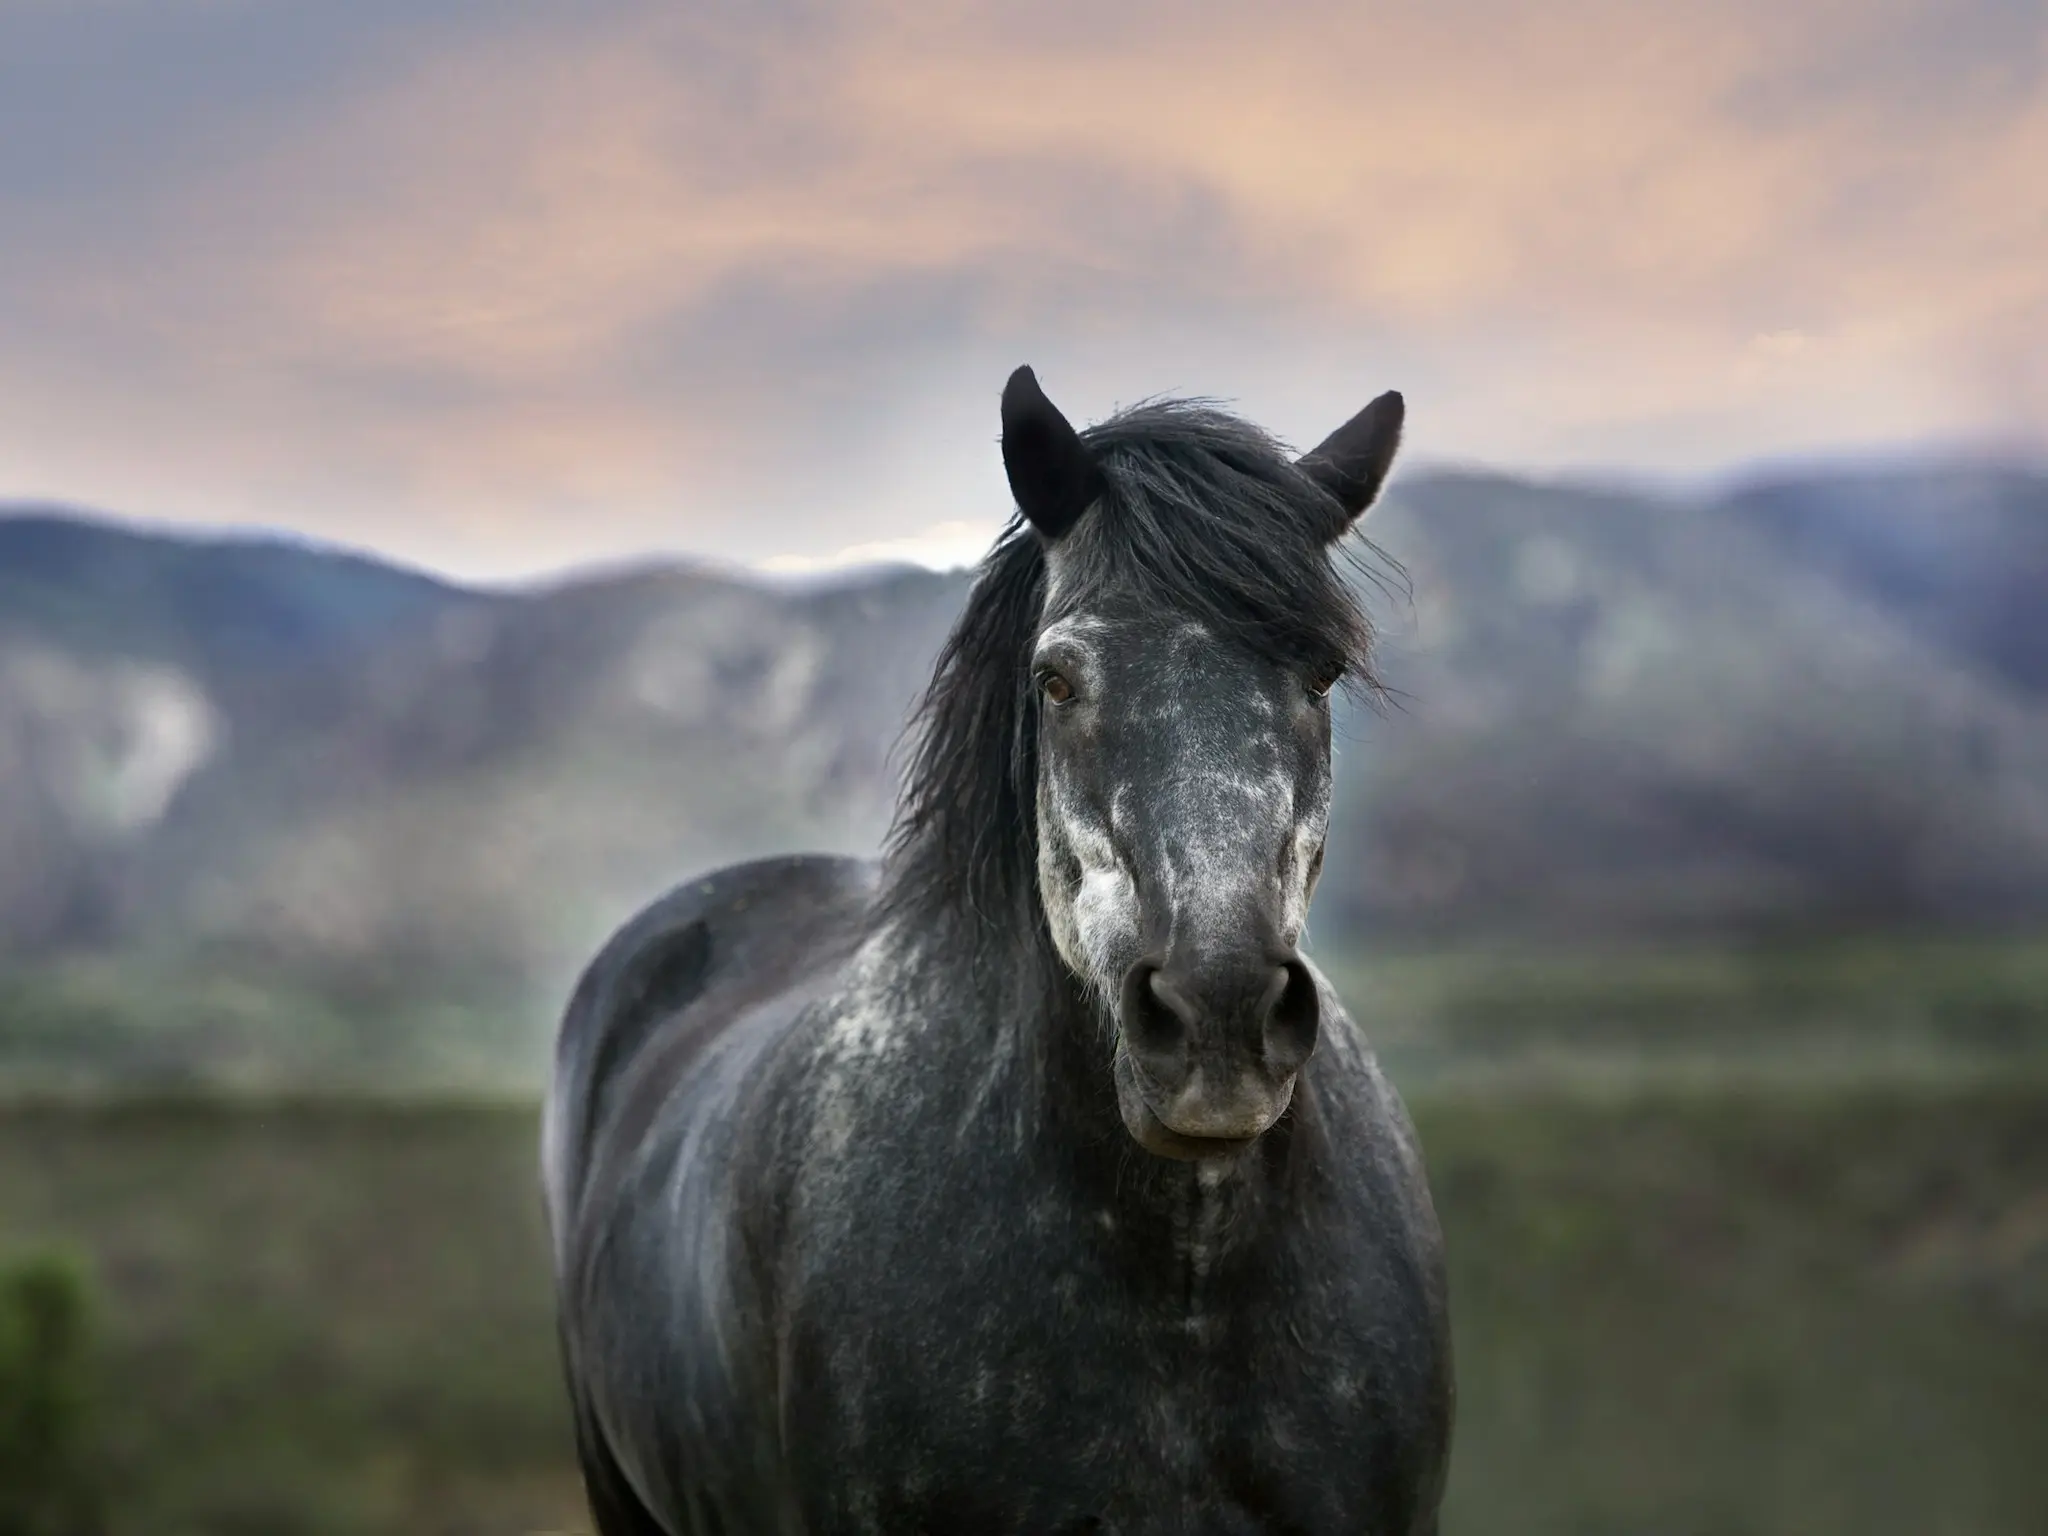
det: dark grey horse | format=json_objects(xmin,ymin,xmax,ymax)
[{"xmin": 543, "ymin": 367, "xmax": 1454, "ymax": 1534}]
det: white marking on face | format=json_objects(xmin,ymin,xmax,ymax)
[
  {"xmin": 1070, "ymin": 829, "xmax": 1136, "ymax": 966},
  {"xmin": 1034, "ymin": 618, "xmax": 1137, "ymax": 981},
  {"xmin": 1040, "ymin": 792, "xmax": 1139, "ymax": 984},
  {"xmin": 1280, "ymin": 778, "xmax": 1332, "ymax": 941}
]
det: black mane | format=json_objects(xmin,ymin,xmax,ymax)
[{"xmin": 876, "ymin": 397, "xmax": 1389, "ymax": 947}]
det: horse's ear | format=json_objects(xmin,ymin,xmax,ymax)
[
  {"xmin": 1296, "ymin": 390, "xmax": 1404, "ymax": 536},
  {"xmin": 1001, "ymin": 366, "xmax": 1104, "ymax": 542}
]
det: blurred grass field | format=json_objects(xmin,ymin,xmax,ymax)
[
  {"xmin": 1, "ymin": 939, "xmax": 2045, "ymax": 1534},
  {"xmin": 1322, "ymin": 933, "xmax": 2048, "ymax": 1086}
]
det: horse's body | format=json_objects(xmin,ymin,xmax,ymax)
[{"xmin": 545, "ymin": 371, "xmax": 1454, "ymax": 1534}]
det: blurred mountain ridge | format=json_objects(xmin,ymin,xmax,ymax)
[{"xmin": 2, "ymin": 460, "xmax": 2045, "ymax": 1085}]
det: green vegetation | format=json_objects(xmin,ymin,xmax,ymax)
[
  {"xmin": 0, "ymin": 1251, "xmax": 100, "ymax": 1536},
  {"xmin": 0, "ymin": 1103, "xmax": 576, "ymax": 1535},
  {"xmin": 0, "ymin": 1080, "xmax": 2041, "ymax": 1534},
  {"xmin": 1426, "ymin": 1081, "xmax": 2048, "ymax": 1536}
]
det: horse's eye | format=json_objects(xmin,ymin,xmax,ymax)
[
  {"xmin": 1308, "ymin": 666, "xmax": 1344, "ymax": 701},
  {"xmin": 1040, "ymin": 672, "xmax": 1076, "ymax": 706}
]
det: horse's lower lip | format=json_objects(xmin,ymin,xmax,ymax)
[
  {"xmin": 1134, "ymin": 1107, "xmax": 1258, "ymax": 1162},
  {"xmin": 1112, "ymin": 1051, "xmax": 1267, "ymax": 1161}
]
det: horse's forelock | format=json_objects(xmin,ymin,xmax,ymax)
[{"xmin": 1071, "ymin": 399, "xmax": 1390, "ymax": 692}]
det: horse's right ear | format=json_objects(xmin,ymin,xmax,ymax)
[{"xmin": 1001, "ymin": 366, "xmax": 1104, "ymax": 542}]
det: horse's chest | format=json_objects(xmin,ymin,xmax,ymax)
[{"xmin": 781, "ymin": 1184, "xmax": 1422, "ymax": 1534}]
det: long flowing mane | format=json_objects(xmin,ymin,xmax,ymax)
[{"xmin": 874, "ymin": 398, "xmax": 1392, "ymax": 950}]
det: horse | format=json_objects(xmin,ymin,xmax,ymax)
[{"xmin": 542, "ymin": 366, "xmax": 1455, "ymax": 1534}]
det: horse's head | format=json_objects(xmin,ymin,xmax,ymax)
[{"xmin": 1001, "ymin": 367, "xmax": 1402, "ymax": 1162}]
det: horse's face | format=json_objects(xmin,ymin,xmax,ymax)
[
  {"xmin": 1031, "ymin": 601, "xmax": 1337, "ymax": 1160},
  {"xmin": 1001, "ymin": 366, "xmax": 1404, "ymax": 1161}
]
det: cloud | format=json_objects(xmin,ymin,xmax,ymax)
[{"xmin": 0, "ymin": 0, "xmax": 2042, "ymax": 577}]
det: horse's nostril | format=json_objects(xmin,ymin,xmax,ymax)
[
  {"xmin": 1263, "ymin": 958, "xmax": 1320, "ymax": 1076},
  {"xmin": 1119, "ymin": 959, "xmax": 1196, "ymax": 1069}
]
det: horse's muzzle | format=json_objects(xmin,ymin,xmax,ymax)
[{"xmin": 1110, "ymin": 947, "xmax": 1318, "ymax": 1158}]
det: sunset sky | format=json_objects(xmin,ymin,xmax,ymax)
[{"xmin": 1, "ymin": 0, "xmax": 2043, "ymax": 580}]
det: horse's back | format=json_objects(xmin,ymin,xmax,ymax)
[{"xmin": 543, "ymin": 851, "xmax": 874, "ymax": 1248}]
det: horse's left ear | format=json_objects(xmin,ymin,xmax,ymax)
[
  {"xmin": 1001, "ymin": 365, "xmax": 1104, "ymax": 542},
  {"xmin": 1296, "ymin": 390, "xmax": 1404, "ymax": 536}
]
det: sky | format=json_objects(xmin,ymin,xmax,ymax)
[{"xmin": 0, "ymin": 0, "xmax": 2043, "ymax": 581}]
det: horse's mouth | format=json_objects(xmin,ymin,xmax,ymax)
[{"xmin": 1111, "ymin": 1050, "xmax": 1288, "ymax": 1162}]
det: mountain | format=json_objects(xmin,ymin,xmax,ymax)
[
  {"xmin": 0, "ymin": 511, "xmax": 491, "ymax": 955},
  {"xmin": 1717, "ymin": 463, "xmax": 2048, "ymax": 694},
  {"xmin": 0, "ymin": 511, "xmax": 966, "ymax": 977},
  {"xmin": 0, "ymin": 509, "xmax": 472, "ymax": 675},
  {"xmin": 2, "ymin": 462, "xmax": 2045, "ymax": 1086},
  {"xmin": 1320, "ymin": 468, "xmax": 2048, "ymax": 942}
]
